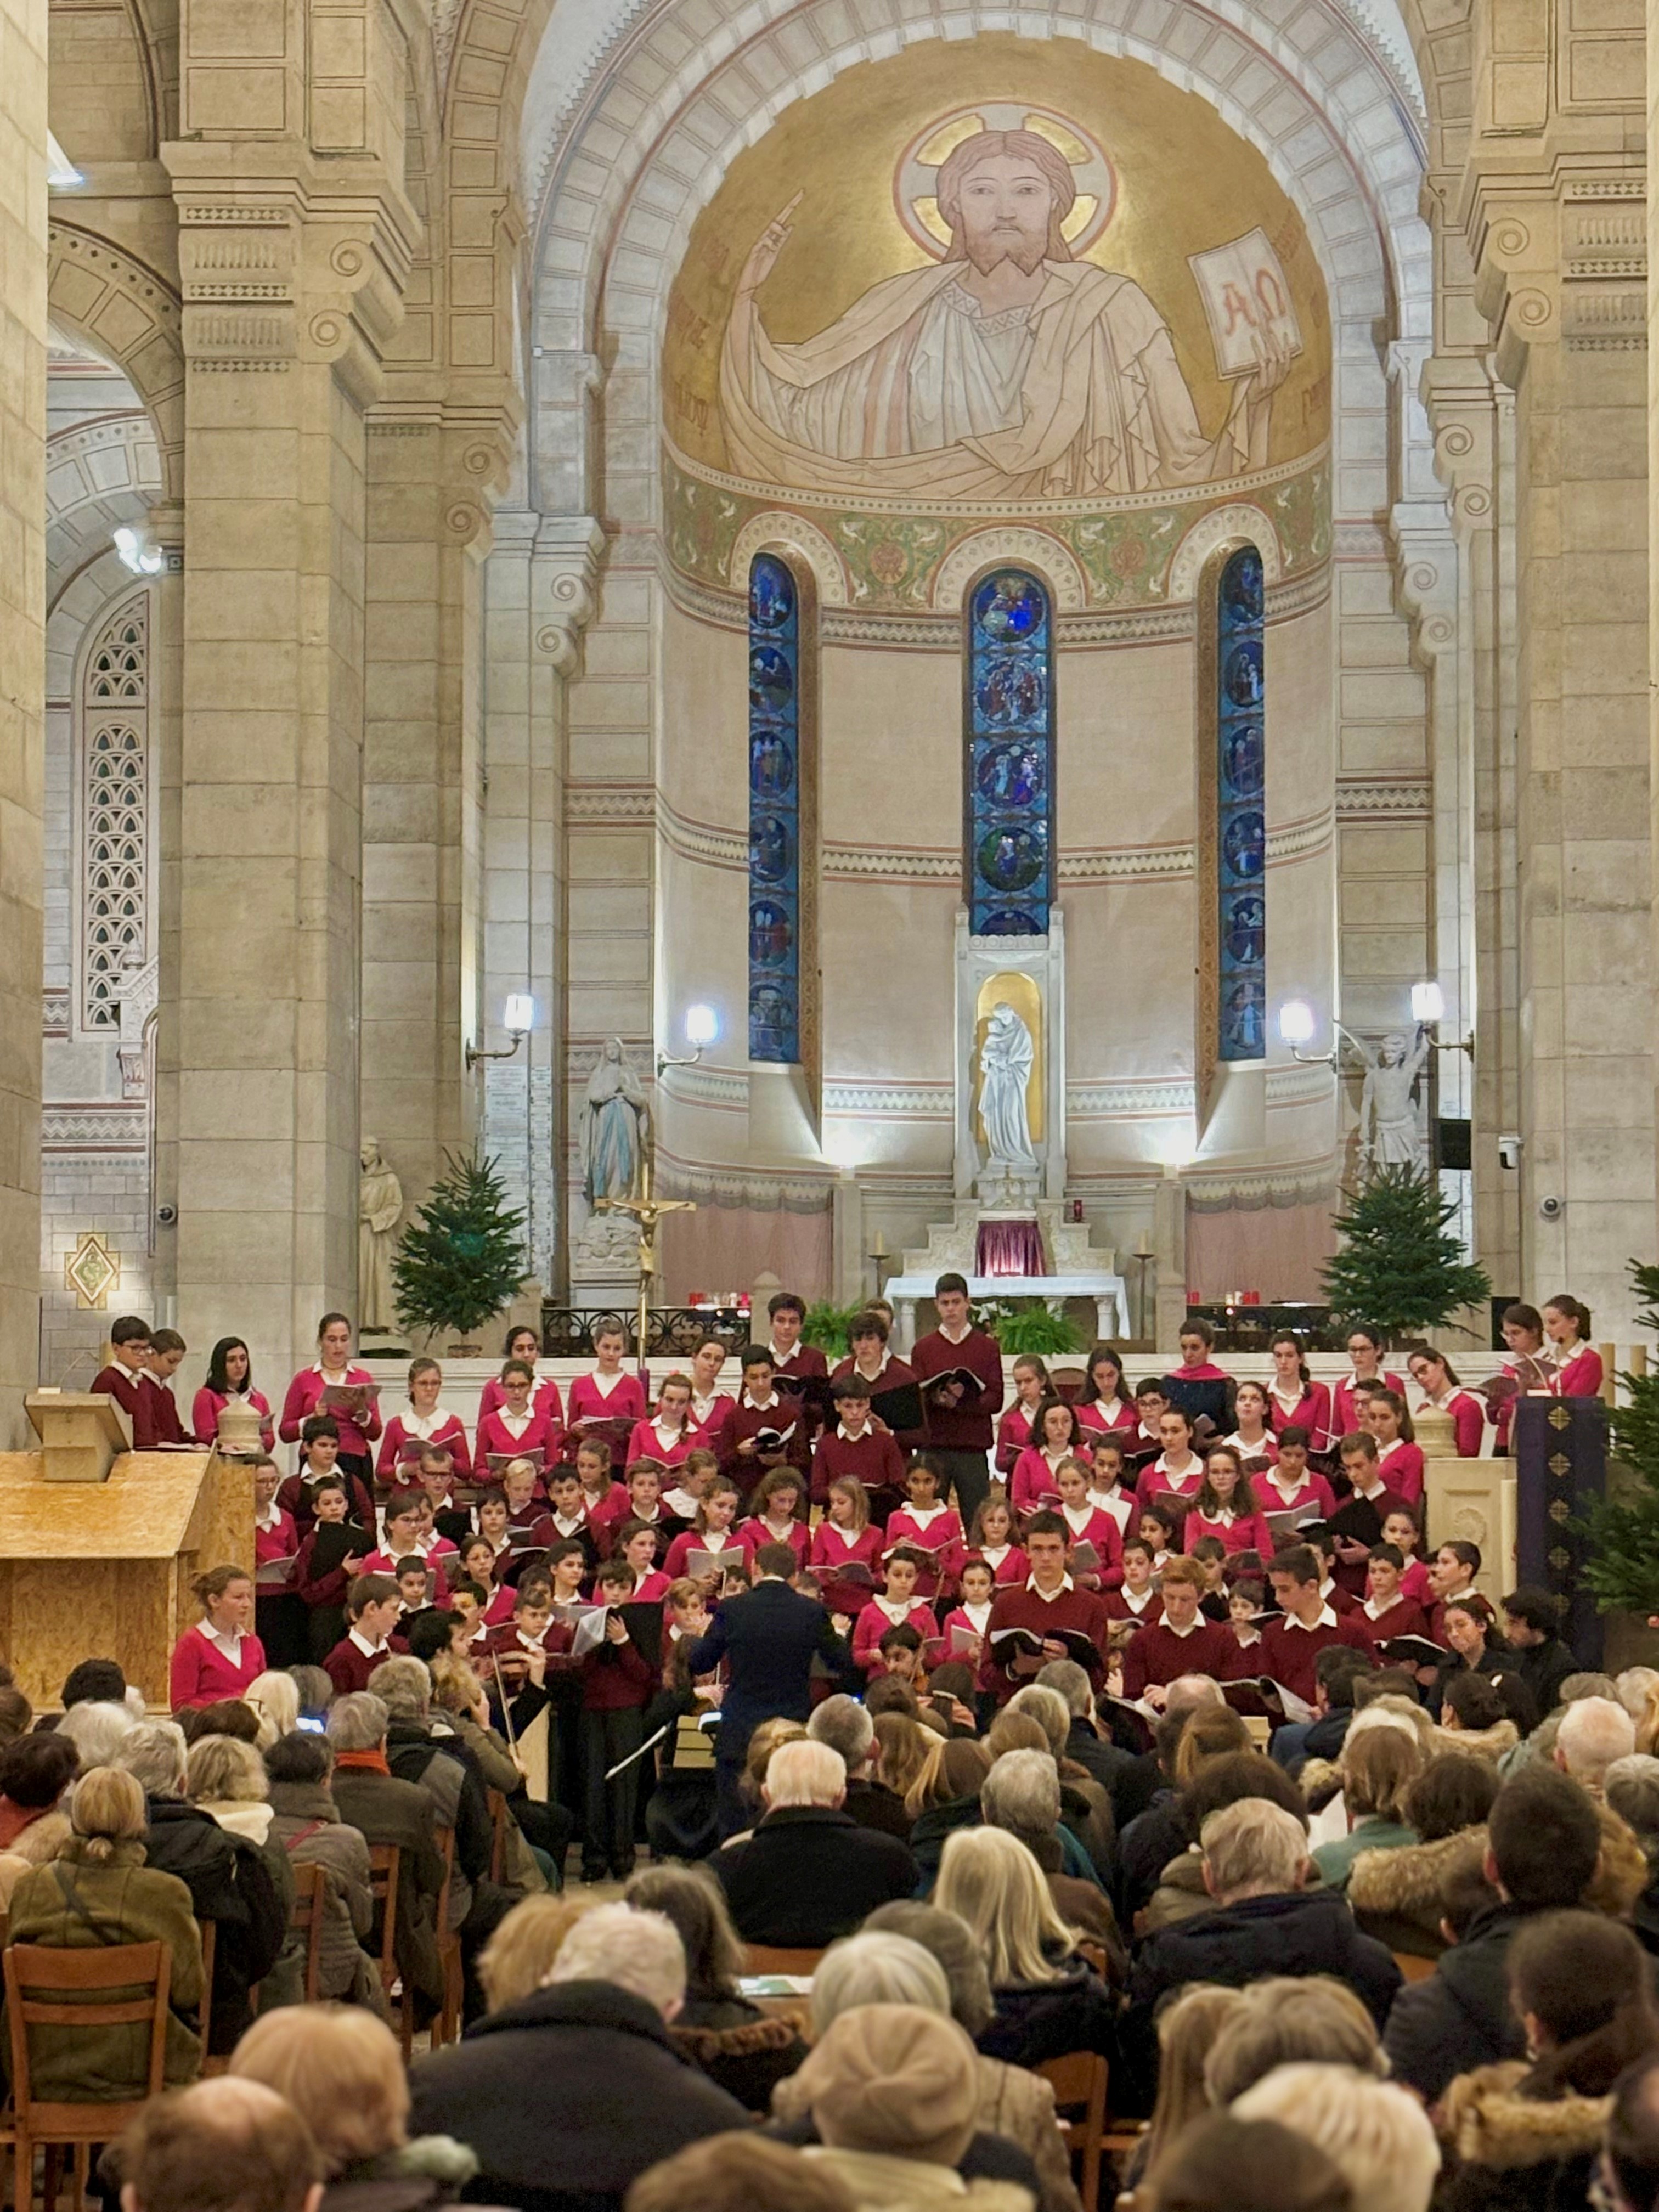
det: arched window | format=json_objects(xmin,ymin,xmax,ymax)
[
  {"xmin": 748, "ymin": 553, "xmax": 806, "ymax": 1063},
  {"xmin": 1215, "ymin": 546, "xmax": 1265, "ymax": 1060},
  {"xmin": 77, "ymin": 590, "xmax": 151, "ymax": 1033},
  {"xmin": 966, "ymin": 568, "xmax": 1053, "ymax": 936}
]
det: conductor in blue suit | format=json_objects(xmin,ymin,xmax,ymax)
[{"xmin": 687, "ymin": 1541, "xmax": 855, "ymax": 1837}]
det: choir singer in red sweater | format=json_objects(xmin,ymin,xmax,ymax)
[
  {"xmin": 977, "ymin": 1510, "xmax": 1111, "ymax": 1707},
  {"xmin": 909, "ymin": 1272, "xmax": 1003, "ymax": 1526}
]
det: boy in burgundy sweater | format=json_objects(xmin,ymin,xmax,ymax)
[
  {"xmin": 812, "ymin": 1374, "xmax": 907, "ymax": 1515},
  {"xmin": 321, "ymin": 1575, "xmax": 409, "ymax": 1696},
  {"xmin": 1118, "ymin": 1554, "xmax": 1236, "ymax": 1703},
  {"xmin": 580, "ymin": 1556, "xmax": 656, "ymax": 1882},
  {"xmin": 714, "ymin": 1346, "xmax": 811, "ymax": 1501},
  {"xmin": 977, "ymin": 1511, "xmax": 1111, "ymax": 1706},
  {"xmin": 91, "ymin": 1314, "xmax": 158, "ymax": 1446},
  {"xmin": 1258, "ymin": 1542, "xmax": 1376, "ymax": 1706},
  {"xmin": 909, "ymin": 1272, "xmax": 1003, "ymax": 1527}
]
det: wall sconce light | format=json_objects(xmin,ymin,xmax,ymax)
[
  {"xmin": 658, "ymin": 1003, "xmax": 719, "ymax": 1077},
  {"xmin": 466, "ymin": 993, "xmax": 534, "ymax": 1070}
]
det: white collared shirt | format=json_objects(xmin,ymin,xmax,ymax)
[
  {"xmin": 495, "ymin": 1407, "xmax": 534, "ymax": 1438},
  {"xmin": 1060, "ymin": 1502, "xmax": 1098, "ymax": 1536},
  {"xmin": 649, "ymin": 1418, "xmax": 686, "ymax": 1453},
  {"xmin": 981, "ymin": 1543, "xmax": 1011, "ymax": 1570},
  {"xmin": 939, "ymin": 1321, "xmax": 972, "ymax": 1345},
  {"xmin": 662, "ymin": 1486, "xmax": 699, "ymax": 1519},
  {"xmin": 402, "ymin": 1406, "xmax": 454, "ymax": 1440},
  {"xmin": 691, "ymin": 1389, "xmax": 726, "ymax": 1424},
  {"xmin": 872, "ymin": 1594, "xmax": 915, "ymax": 1624},
  {"xmin": 551, "ymin": 1510, "xmax": 586, "ymax": 1538},
  {"xmin": 1163, "ymin": 1615, "xmax": 1204, "ymax": 1639},
  {"xmin": 1283, "ymin": 1604, "xmax": 1339, "ymax": 1633},
  {"xmin": 348, "ymin": 1626, "xmax": 387, "ymax": 1659},
  {"xmin": 837, "ymin": 1421, "xmax": 873, "ymax": 1443},
  {"xmin": 767, "ymin": 1341, "xmax": 799, "ymax": 1368},
  {"xmin": 1026, "ymin": 1574, "xmax": 1074, "ymax": 1602},
  {"xmin": 741, "ymin": 1388, "xmax": 781, "ymax": 1414},
  {"xmin": 1363, "ymin": 1593, "xmax": 1399, "ymax": 1621},
  {"xmin": 589, "ymin": 1369, "xmax": 625, "ymax": 1399},
  {"xmin": 902, "ymin": 1502, "xmax": 948, "ymax": 1528},
  {"xmin": 853, "ymin": 1353, "xmax": 890, "ymax": 1380},
  {"xmin": 960, "ymin": 1600, "xmax": 992, "ymax": 1632},
  {"xmin": 255, "ymin": 1502, "xmax": 284, "ymax": 1534},
  {"xmin": 199, "ymin": 1621, "xmax": 245, "ymax": 1664},
  {"xmin": 1122, "ymin": 1585, "xmax": 1157, "ymax": 1615}
]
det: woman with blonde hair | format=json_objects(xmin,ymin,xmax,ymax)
[
  {"xmin": 905, "ymin": 1737, "xmax": 992, "ymax": 1891},
  {"xmin": 242, "ymin": 1669, "xmax": 300, "ymax": 1748},
  {"xmin": 934, "ymin": 1825, "xmax": 1115, "ymax": 2068},
  {"xmin": 1122, "ymin": 1985, "xmax": 1248, "ymax": 2192},
  {"xmin": 478, "ymin": 1892, "xmax": 596, "ymax": 2013},
  {"xmin": 8, "ymin": 1767, "xmax": 204, "ymax": 2093},
  {"xmin": 230, "ymin": 2002, "xmax": 481, "ymax": 2207},
  {"xmin": 185, "ymin": 1733, "xmax": 274, "ymax": 1846},
  {"xmin": 871, "ymin": 1710, "xmax": 929, "ymax": 1804}
]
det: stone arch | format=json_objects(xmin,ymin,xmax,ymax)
[
  {"xmin": 728, "ymin": 512, "xmax": 847, "ymax": 607},
  {"xmin": 933, "ymin": 531, "xmax": 1087, "ymax": 617},
  {"xmin": 47, "ymin": 227, "xmax": 184, "ymax": 501},
  {"xmin": 1167, "ymin": 505, "xmax": 1285, "ymax": 604},
  {"xmin": 46, "ymin": 414, "xmax": 165, "ymax": 615}
]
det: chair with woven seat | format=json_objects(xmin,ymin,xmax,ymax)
[{"xmin": 5, "ymin": 1939, "xmax": 172, "ymax": 2212}]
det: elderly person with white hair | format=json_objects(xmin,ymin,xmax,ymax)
[
  {"xmin": 712, "ymin": 1737, "xmax": 917, "ymax": 1947},
  {"xmin": 979, "ymin": 1747, "xmax": 1123, "ymax": 1962},
  {"xmin": 113, "ymin": 1717, "xmax": 286, "ymax": 2057},
  {"xmin": 1124, "ymin": 1799, "xmax": 1402, "ymax": 2107},
  {"xmin": 56, "ymin": 1697, "xmax": 137, "ymax": 1772},
  {"xmin": 768, "ymin": 1925, "xmax": 1081, "ymax": 2212},
  {"xmin": 408, "ymin": 1901, "xmax": 749, "ymax": 2206},
  {"xmin": 807, "ymin": 1692, "xmax": 911, "ymax": 1838},
  {"xmin": 1555, "ymin": 1693, "xmax": 1636, "ymax": 1798},
  {"xmin": 1233, "ymin": 2064, "xmax": 1440, "ymax": 2212}
]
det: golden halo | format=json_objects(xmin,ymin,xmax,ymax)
[{"xmin": 892, "ymin": 102, "xmax": 1117, "ymax": 262}]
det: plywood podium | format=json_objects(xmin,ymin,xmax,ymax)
[{"xmin": 0, "ymin": 1395, "xmax": 253, "ymax": 1708}]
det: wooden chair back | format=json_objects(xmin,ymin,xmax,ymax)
[
  {"xmin": 486, "ymin": 1789, "xmax": 509, "ymax": 1885},
  {"xmin": 194, "ymin": 1917, "xmax": 219, "ymax": 2074},
  {"xmin": 288, "ymin": 1861, "xmax": 327, "ymax": 2004},
  {"xmin": 5, "ymin": 1939, "xmax": 173, "ymax": 2196},
  {"xmin": 366, "ymin": 1841, "xmax": 402, "ymax": 1999},
  {"xmin": 1039, "ymin": 2049, "xmax": 1109, "ymax": 2212},
  {"xmin": 426, "ymin": 1825, "xmax": 462, "ymax": 2050}
]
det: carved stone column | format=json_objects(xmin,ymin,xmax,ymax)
[{"xmin": 160, "ymin": 0, "xmax": 421, "ymax": 1383}]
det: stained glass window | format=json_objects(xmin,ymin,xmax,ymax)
[
  {"xmin": 748, "ymin": 554, "xmax": 801, "ymax": 1063},
  {"xmin": 1216, "ymin": 546, "xmax": 1266, "ymax": 1061},
  {"xmin": 967, "ymin": 569, "xmax": 1053, "ymax": 936},
  {"xmin": 81, "ymin": 594, "xmax": 150, "ymax": 1031}
]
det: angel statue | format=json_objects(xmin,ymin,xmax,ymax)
[
  {"xmin": 582, "ymin": 1038, "xmax": 650, "ymax": 1206},
  {"xmin": 1356, "ymin": 1029, "xmax": 1431, "ymax": 1174}
]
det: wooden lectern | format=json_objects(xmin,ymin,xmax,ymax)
[{"xmin": 0, "ymin": 1398, "xmax": 252, "ymax": 1707}]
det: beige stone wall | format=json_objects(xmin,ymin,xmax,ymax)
[{"xmin": 0, "ymin": 0, "xmax": 46, "ymax": 1443}]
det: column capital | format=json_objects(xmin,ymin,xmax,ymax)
[
  {"xmin": 532, "ymin": 517, "xmax": 606, "ymax": 677},
  {"xmin": 1420, "ymin": 351, "xmax": 1504, "ymax": 546}
]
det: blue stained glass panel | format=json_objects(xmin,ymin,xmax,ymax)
[
  {"xmin": 1217, "ymin": 546, "xmax": 1266, "ymax": 1062},
  {"xmin": 967, "ymin": 570, "xmax": 1053, "ymax": 935},
  {"xmin": 748, "ymin": 555, "xmax": 800, "ymax": 1063}
]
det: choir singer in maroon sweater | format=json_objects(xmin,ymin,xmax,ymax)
[
  {"xmin": 977, "ymin": 1511, "xmax": 1111, "ymax": 1706},
  {"xmin": 909, "ymin": 1273, "xmax": 1004, "ymax": 1525}
]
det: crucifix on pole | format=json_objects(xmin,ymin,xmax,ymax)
[{"xmin": 594, "ymin": 1149, "xmax": 696, "ymax": 1368}]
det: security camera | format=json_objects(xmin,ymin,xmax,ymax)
[
  {"xmin": 1539, "ymin": 1194, "xmax": 1564, "ymax": 1222},
  {"xmin": 156, "ymin": 1203, "xmax": 178, "ymax": 1227},
  {"xmin": 1498, "ymin": 1133, "xmax": 1522, "ymax": 1171}
]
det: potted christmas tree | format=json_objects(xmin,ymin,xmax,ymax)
[
  {"xmin": 1319, "ymin": 1166, "xmax": 1491, "ymax": 1346},
  {"xmin": 392, "ymin": 1150, "xmax": 529, "ymax": 1355}
]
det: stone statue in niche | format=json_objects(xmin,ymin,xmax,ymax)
[
  {"xmin": 974, "ymin": 1000, "xmax": 1042, "ymax": 1208},
  {"xmin": 582, "ymin": 1039, "xmax": 650, "ymax": 1205},
  {"xmin": 358, "ymin": 1138, "xmax": 403, "ymax": 1331},
  {"xmin": 1356, "ymin": 1029, "xmax": 1431, "ymax": 1175}
]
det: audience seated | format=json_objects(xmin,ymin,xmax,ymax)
[
  {"xmin": 58, "ymin": 1696, "xmax": 139, "ymax": 1771},
  {"xmin": 712, "ymin": 1740, "xmax": 917, "ymax": 1946},
  {"xmin": 906, "ymin": 1738, "xmax": 994, "ymax": 1888},
  {"xmin": 1034, "ymin": 1660, "xmax": 1132, "ymax": 1797},
  {"xmin": 764, "ymin": 1930, "xmax": 1048, "ymax": 2204},
  {"xmin": 624, "ymin": 1864, "xmax": 809, "ymax": 2111},
  {"xmin": 806, "ymin": 1696, "xmax": 912, "ymax": 1840},
  {"xmin": 1144, "ymin": 2112, "xmax": 1355, "ymax": 2212},
  {"xmin": 1137, "ymin": 1751, "xmax": 1310, "ymax": 1934},
  {"xmin": 625, "ymin": 2136, "xmax": 856, "ymax": 2212},
  {"xmin": 1555, "ymin": 1693, "xmax": 1637, "ymax": 1797},
  {"xmin": 1310, "ymin": 1724, "xmax": 1422, "ymax": 1890},
  {"xmin": 230, "ymin": 2004, "xmax": 484, "ymax": 2208},
  {"xmin": 323, "ymin": 1691, "xmax": 448, "ymax": 2019},
  {"xmin": 1231, "ymin": 2065, "xmax": 1440, "ymax": 2212},
  {"xmin": 1384, "ymin": 1764, "xmax": 1604, "ymax": 2102},
  {"xmin": 8, "ymin": 1764, "xmax": 205, "ymax": 2097},
  {"xmin": 115, "ymin": 2076, "xmax": 325, "ymax": 2212},
  {"xmin": 476, "ymin": 1893, "xmax": 595, "ymax": 2011},
  {"xmin": 407, "ymin": 1902, "xmax": 749, "ymax": 2212},
  {"xmin": 1604, "ymin": 2046, "xmax": 1659, "ymax": 2212},
  {"xmin": 934, "ymin": 1826, "xmax": 1118, "ymax": 2069},
  {"xmin": 1124, "ymin": 1985, "xmax": 1248, "ymax": 2192},
  {"xmin": 1125, "ymin": 1801, "xmax": 1401, "ymax": 2106},
  {"xmin": 0, "ymin": 1730, "xmax": 78, "ymax": 1908},
  {"xmin": 1345, "ymin": 1751, "xmax": 1498, "ymax": 1957},
  {"xmin": 1203, "ymin": 1976, "xmax": 1387, "ymax": 2103},
  {"xmin": 979, "ymin": 1749, "xmax": 1123, "ymax": 1963},
  {"xmin": 1432, "ymin": 1910, "xmax": 1659, "ymax": 2212},
  {"xmin": 785, "ymin": 2001, "xmax": 1026, "ymax": 2212},
  {"xmin": 1115, "ymin": 1705, "xmax": 1252, "ymax": 1925},
  {"xmin": 1497, "ymin": 1588, "xmax": 1580, "ymax": 1719},
  {"xmin": 114, "ymin": 1718, "xmax": 284, "ymax": 2055},
  {"xmin": 263, "ymin": 1730, "xmax": 380, "ymax": 2007}
]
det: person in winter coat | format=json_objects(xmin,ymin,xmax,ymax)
[
  {"xmin": 1128, "ymin": 1750, "xmax": 1314, "ymax": 1937},
  {"xmin": 407, "ymin": 1904, "xmax": 750, "ymax": 2212},
  {"xmin": 785, "ymin": 2002, "xmax": 1035, "ymax": 2212},
  {"xmin": 906, "ymin": 1739, "xmax": 993, "ymax": 1891},
  {"xmin": 0, "ymin": 1731, "xmax": 78, "ymax": 1911},
  {"xmin": 230, "ymin": 2004, "xmax": 500, "ymax": 2211},
  {"xmin": 933, "ymin": 1828, "xmax": 1118, "ymax": 2073},
  {"xmin": 1347, "ymin": 1752, "xmax": 1498, "ymax": 1957},
  {"xmin": 624, "ymin": 1865, "xmax": 809, "ymax": 2114},
  {"xmin": 265, "ymin": 1729, "xmax": 382, "ymax": 2007},
  {"xmin": 1384, "ymin": 1765, "xmax": 1604, "ymax": 2106},
  {"xmin": 1124, "ymin": 1799, "xmax": 1400, "ymax": 2111},
  {"xmin": 767, "ymin": 1928, "xmax": 1063, "ymax": 2211},
  {"xmin": 6, "ymin": 1767, "xmax": 204, "ymax": 2096},
  {"xmin": 1435, "ymin": 1911, "xmax": 1659, "ymax": 2212},
  {"xmin": 112, "ymin": 1719, "xmax": 285, "ymax": 2056}
]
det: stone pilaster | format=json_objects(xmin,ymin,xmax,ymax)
[
  {"xmin": 0, "ymin": 0, "xmax": 46, "ymax": 1441},
  {"xmin": 159, "ymin": 0, "xmax": 420, "ymax": 1383}
]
